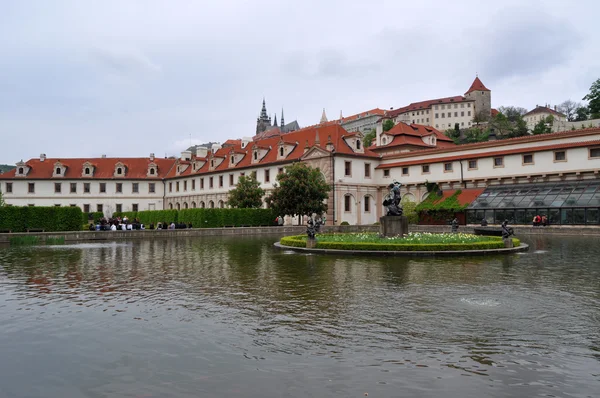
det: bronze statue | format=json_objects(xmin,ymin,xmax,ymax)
[{"xmin": 383, "ymin": 181, "xmax": 403, "ymax": 216}]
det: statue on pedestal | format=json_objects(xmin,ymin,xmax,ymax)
[
  {"xmin": 501, "ymin": 220, "xmax": 514, "ymax": 239},
  {"xmin": 451, "ymin": 218, "xmax": 459, "ymax": 233},
  {"xmin": 306, "ymin": 214, "xmax": 324, "ymax": 239},
  {"xmin": 383, "ymin": 181, "xmax": 403, "ymax": 216}
]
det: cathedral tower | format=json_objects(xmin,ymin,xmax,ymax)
[{"xmin": 256, "ymin": 98, "xmax": 272, "ymax": 134}]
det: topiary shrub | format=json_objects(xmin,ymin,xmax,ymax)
[{"xmin": 340, "ymin": 221, "xmax": 350, "ymax": 225}]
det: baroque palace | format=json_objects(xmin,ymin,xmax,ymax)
[{"xmin": 2, "ymin": 78, "xmax": 600, "ymax": 226}]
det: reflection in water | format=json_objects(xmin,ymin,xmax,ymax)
[{"xmin": 0, "ymin": 235, "xmax": 599, "ymax": 398}]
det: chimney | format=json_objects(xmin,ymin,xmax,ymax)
[
  {"xmin": 149, "ymin": 153, "xmax": 155, "ymax": 161},
  {"xmin": 40, "ymin": 153, "xmax": 46, "ymax": 162},
  {"xmin": 101, "ymin": 154, "xmax": 107, "ymax": 158},
  {"xmin": 181, "ymin": 150, "xmax": 192, "ymax": 161}
]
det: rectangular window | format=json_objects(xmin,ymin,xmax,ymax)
[
  {"xmin": 461, "ymin": 111, "xmax": 465, "ymax": 117},
  {"xmin": 132, "ymin": 183, "xmax": 139, "ymax": 193},
  {"xmin": 523, "ymin": 154, "xmax": 534, "ymax": 165},
  {"xmin": 97, "ymin": 204, "xmax": 103, "ymax": 213},
  {"xmin": 200, "ymin": 178, "xmax": 204, "ymax": 189},
  {"xmin": 69, "ymin": 204, "xmax": 76, "ymax": 207},
  {"xmin": 435, "ymin": 113, "xmax": 439, "ymax": 118},
  {"xmin": 494, "ymin": 157, "xmax": 504, "ymax": 167},
  {"xmin": 264, "ymin": 169, "xmax": 270, "ymax": 183},
  {"xmin": 149, "ymin": 183, "xmax": 156, "ymax": 193},
  {"xmin": 402, "ymin": 167, "xmax": 409, "ymax": 175},
  {"xmin": 468, "ymin": 160, "xmax": 478, "ymax": 169},
  {"xmin": 69, "ymin": 183, "xmax": 76, "ymax": 193},
  {"xmin": 444, "ymin": 162, "xmax": 453, "ymax": 172},
  {"xmin": 454, "ymin": 104, "xmax": 458, "ymax": 109},
  {"xmin": 176, "ymin": 182, "xmax": 180, "ymax": 192},
  {"xmin": 383, "ymin": 169, "xmax": 390, "ymax": 177},
  {"xmin": 278, "ymin": 167, "xmax": 284, "ymax": 175},
  {"xmin": 192, "ymin": 179, "xmax": 196, "ymax": 190},
  {"xmin": 132, "ymin": 204, "xmax": 138, "ymax": 212},
  {"xmin": 344, "ymin": 161, "xmax": 351, "ymax": 176},
  {"xmin": 169, "ymin": 182, "xmax": 173, "ymax": 192},
  {"xmin": 183, "ymin": 181, "xmax": 187, "ymax": 191},
  {"xmin": 468, "ymin": 111, "xmax": 472, "ymax": 116},
  {"xmin": 364, "ymin": 163, "xmax": 371, "ymax": 178},
  {"xmin": 28, "ymin": 183, "xmax": 35, "ymax": 193},
  {"xmin": 590, "ymin": 147, "xmax": 600, "ymax": 158},
  {"xmin": 54, "ymin": 204, "xmax": 61, "ymax": 207},
  {"xmin": 6, "ymin": 182, "xmax": 12, "ymax": 193},
  {"xmin": 99, "ymin": 183, "xmax": 105, "ymax": 193},
  {"xmin": 468, "ymin": 103, "xmax": 471, "ymax": 107},
  {"xmin": 344, "ymin": 195, "xmax": 351, "ymax": 212},
  {"xmin": 83, "ymin": 204, "xmax": 90, "ymax": 213},
  {"xmin": 426, "ymin": 118, "xmax": 429, "ymax": 122},
  {"xmin": 422, "ymin": 165, "xmax": 430, "ymax": 174},
  {"xmin": 116, "ymin": 204, "xmax": 122, "ymax": 213},
  {"xmin": 441, "ymin": 113, "xmax": 445, "ymax": 118},
  {"xmin": 209, "ymin": 177, "xmax": 214, "ymax": 188},
  {"xmin": 554, "ymin": 151, "xmax": 566, "ymax": 162},
  {"xmin": 441, "ymin": 105, "xmax": 445, "ymax": 110},
  {"xmin": 461, "ymin": 103, "xmax": 464, "ymax": 108},
  {"xmin": 54, "ymin": 183, "xmax": 61, "ymax": 193},
  {"xmin": 116, "ymin": 183, "xmax": 123, "ymax": 193},
  {"xmin": 229, "ymin": 174, "xmax": 234, "ymax": 186},
  {"xmin": 364, "ymin": 196, "xmax": 370, "ymax": 212},
  {"xmin": 219, "ymin": 175, "xmax": 223, "ymax": 187},
  {"xmin": 454, "ymin": 112, "xmax": 458, "ymax": 117}
]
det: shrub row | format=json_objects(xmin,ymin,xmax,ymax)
[
  {"xmin": 0, "ymin": 206, "xmax": 83, "ymax": 232},
  {"xmin": 111, "ymin": 208, "xmax": 277, "ymax": 228},
  {"xmin": 82, "ymin": 212, "xmax": 104, "ymax": 225},
  {"xmin": 280, "ymin": 235, "xmax": 521, "ymax": 251}
]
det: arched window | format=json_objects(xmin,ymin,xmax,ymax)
[
  {"xmin": 150, "ymin": 168, "xmax": 155, "ymax": 175},
  {"xmin": 85, "ymin": 167, "xmax": 90, "ymax": 175},
  {"xmin": 356, "ymin": 140, "xmax": 361, "ymax": 149},
  {"xmin": 56, "ymin": 167, "xmax": 61, "ymax": 175},
  {"xmin": 191, "ymin": 202, "xmax": 196, "ymax": 208},
  {"xmin": 253, "ymin": 151, "xmax": 258, "ymax": 160},
  {"xmin": 176, "ymin": 203, "xmax": 181, "ymax": 210},
  {"xmin": 381, "ymin": 137, "xmax": 387, "ymax": 145},
  {"xmin": 231, "ymin": 156, "xmax": 235, "ymax": 164},
  {"xmin": 218, "ymin": 200, "xmax": 224, "ymax": 208},
  {"xmin": 209, "ymin": 200, "xmax": 214, "ymax": 208},
  {"xmin": 117, "ymin": 167, "xmax": 122, "ymax": 175},
  {"xmin": 210, "ymin": 160, "xmax": 214, "ymax": 168},
  {"xmin": 279, "ymin": 147, "xmax": 284, "ymax": 157},
  {"xmin": 200, "ymin": 201, "xmax": 205, "ymax": 208},
  {"xmin": 169, "ymin": 203, "xmax": 173, "ymax": 209},
  {"xmin": 18, "ymin": 167, "xmax": 23, "ymax": 174}
]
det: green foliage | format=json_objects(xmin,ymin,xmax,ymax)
[
  {"xmin": 582, "ymin": 78, "xmax": 600, "ymax": 119},
  {"xmin": 9, "ymin": 236, "xmax": 40, "ymax": 245},
  {"xmin": 444, "ymin": 124, "xmax": 461, "ymax": 143},
  {"xmin": 462, "ymin": 127, "xmax": 489, "ymax": 143},
  {"xmin": 574, "ymin": 106, "xmax": 589, "ymax": 122},
  {"xmin": 363, "ymin": 129, "xmax": 376, "ymax": 148},
  {"xmin": 0, "ymin": 206, "xmax": 83, "ymax": 232},
  {"xmin": 45, "ymin": 236, "xmax": 65, "ymax": 245},
  {"xmin": 416, "ymin": 190, "xmax": 468, "ymax": 219},
  {"xmin": 177, "ymin": 208, "xmax": 277, "ymax": 227},
  {"xmin": 532, "ymin": 115, "xmax": 554, "ymax": 135},
  {"xmin": 382, "ymin": 119, "xmax": 395, "ymax": 132},
  {"xmin": 265, "ymin": 163, "xmax": 330, "ymax": 219},
  {"xmin": 227, "ymin": 175, "xmax": 265, "ymax": 208},
  {"xmin": 280, "ymin": 234, "xmax": 521, "ymax": 251},
  {"xmin": 497, "ymin": 106, "xmax": 528, "ymax": 122},
  {"xmin": 340, "ymin": 221, "xmax": 350, "ymax": 225},
  {"xmin": 132, "ymin": 210, "xmax": 178, "ymax": 225},
  {"xmin": 401, "ymin": 196, "xmax": 418, "ymax": 224},
  {"xmin": 0, "ymin": 164, "xmax": 15, "ymax": 174},
  {"xmin": 82, "ymin": 211, "xmax": 104, "ymax": 225},
  {"xmin": 0, "ymin": 190, "xmax": 5, "ymax": 207}
]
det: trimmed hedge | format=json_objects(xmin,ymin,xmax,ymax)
[
  {"xmin": 280, "ymin": 235, "xmax": 521, "ymax": 251},
  {"xmin": 110, "ymin": 208, "xmax": 277, "ymax": 228},
  {"xmin": 82, "ymin": 211, "xmax": 104, "ymax": 225},
  {"xmin": 0, "ymin": 206, "xmax": 83, "ymax": 232}
]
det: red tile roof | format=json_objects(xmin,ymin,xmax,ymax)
[
  {"xmin": 465, "ymin": 76, "xmax": 490, "ymax": 94},
  {"xmin": 369, "ymin": 123, "xmax": 455, "ymax": 151},
  {"xmin": 377, "ymin": 138, "xmax": 600, "ymax": 169},
  {"xmin": 165, "ymin": 124, "xmax": 379, "ymax": 179},
  {"xmin": 338, "ymin": 108, "xmax": 386, "ymax": 123},
  {"xmin": 491, "ymin": 108, "xmax": 499, "ymax": 117},
  {"xmin": 0, "ymin": 157, "xmax": 177, "ymax": 179},
  {"xmin": 523, "ymin": 106, "xmax": 566, "ymax": 118},
  {"xmin": 379, "ymin": 127, "xmax": 600, "ymax": 161}
]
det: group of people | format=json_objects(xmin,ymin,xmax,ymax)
[
  {"xmin": 88, "ymin": 216, "xmax": 193, "ymax": 231},
  {"xmin": 532, "ymin": 214, "xmax": 548, "ymax": 227}
]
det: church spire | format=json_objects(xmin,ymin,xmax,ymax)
[
  {"xmin": 281, "ymin": 109, "xmax": 285, "ymax": 128},
  {"xmin": 273, "ymin": 113, "xmax": 278, "ymax": 127},
  {"xmin": 320, "ymin": 108, "xmax": 328, "ymax": 124},
  {"xmin": 260, "ymin": 98, "xmax": 268, "ymax": 118}
]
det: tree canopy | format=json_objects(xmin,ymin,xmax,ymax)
[
  {"xmin": 265, "ymin": 163, "xmax": 330, "ymax": 221},
  {"xmin": 532, "ymin": 115, "xmax": 554, "ymax": 135},
  {"xmin": 558, "ymin": 100, "xmax": 582, "ymax": 121},
  {"xmin": 382, "ymin": 119, "xmax": 395, "ymax": 132},
  {"xmin": 0, "ymin": 190, "xmax": 5, "ymax": 207},
  {"xmin": 363, "ymin": 129, "xmax": 376, "ymax": 148},
  {"xmin": 227, "ymin": 174, "xmax": 265, "ymax": 208},
  {"xmin": 583, "ymin": 78, "xmax": 600, "ymax": 119},
  {"xmin": 574, "ymin": 106, "xmax": 589, "ymax": 122}
]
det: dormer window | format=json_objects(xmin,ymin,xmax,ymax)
[
  {"xmin": 150, "ymin": 168, "xmax": 155, "ymax": 175},
  {"xmin": 52, "ymin": 161, "xmax": 66, "ymax": 177},
  {"xmin": 356, "ymin": 140, "xmax": 361, "ymax": 150},
  {"xmin": 231, "ymin": 155, "xmax": 235, "ymax": 164},
  {"xmin": 113, "ymin": 162, "xmax": 126, "ymax": 177},
  {"xmin": 56, "ymin": 167, "xmax": 61, "ymax": 175},
  {"xmin": 254, "ymin": 151, "xmax": 258, "ymax": 160},
  {"xmin": 279, "ymin": 147, "xmax": 284, "ymax": 157},
  {"xmin": 85, "ymin": 167, "xmax": 90, "ymax": 174},
  {"xmin": 117, "ymin": 167, "xmax": 122, "ymax": 175},
  {"xmin": 211, "ymin": 160, "xmax": 214, "ymax": 168},
  {"xmin": 18, "ymin": 167, "xmax": 24, "ymax": 174}
]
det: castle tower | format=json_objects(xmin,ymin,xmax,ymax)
[
  {"xmin": 256, "ymin": 98, "xmax": 272, "ymax": 134},
  {"xmin": 464, "ymin": 76, "xmax": 491, "ymax": 121}
]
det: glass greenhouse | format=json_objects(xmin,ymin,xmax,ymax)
[{"xmin": 466, "ymin": 180, "xmax": 600, "ymax": 225}]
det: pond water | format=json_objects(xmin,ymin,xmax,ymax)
[{"xmin": 0, "ymin": 234, "xmax": 599, "ymax": 397}]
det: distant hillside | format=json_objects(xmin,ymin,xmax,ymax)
[{"xmin": 0, "ymin": 164, "xmax": 15, "ymax": 174}]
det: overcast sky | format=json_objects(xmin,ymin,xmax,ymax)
[{"xmin": 1, "ymin": 0, "xmax": 599, "ymax": 163}]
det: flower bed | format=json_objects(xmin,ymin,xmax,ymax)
[{"xmin": 280, "ymin": 232, "xmax": 521, "ymax": 252}]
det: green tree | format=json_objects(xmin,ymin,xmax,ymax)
[
  {"xmin": 0, "ymin": 190, "xmax": 5, "ymax": 207},
  {"xmin": 401, "ymin": 195, "xmax": 418, "ymax": 224},
  {"xmin": 532, "ymin": 115, "xmax": 553, "ymax": 135},
  {"xmin": 383, "ymin": 119, "xmax": 395, "ymax": 132},
  {"xmin": 574, "ymin": 106, "xmax": 589, "ymax": 122},
  {"xmin": 227, "ymin": 175, "xmax": 265, "ymax": 208},
  {"xmin": 462, "ymin": 128, "xmax": 489, "ymax": 143},
  {"xmin": 497, "ymin": 106, "xmax": 528, "ymax": 122},
  {"xmin": 363, "ymin": 129, "xmax": 376, "ymax": 148},
  {"xmin": 558, "ymin": 100, "xmax": 581, "ymax": 121},
  {"xmin": 265, "ymin": 163, "xmax": 330, "ymax": 224},
  {"xmin": 583, "ymin": 78, "xmax": 600, "ymax": 119}
]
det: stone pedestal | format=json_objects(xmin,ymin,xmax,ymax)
[
  {"xmin": 380, "ymin": 216, "xmax": 409, "ymax": 238},
  {"xmin": 503, "ymin": 238, "xmax": 514, "ymax": 248},
  {"xmin": 306, "ymin": 238, "xmax": 317, "ymax": 248}
]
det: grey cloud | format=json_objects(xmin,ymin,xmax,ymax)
[{"xmin": 89, "ymin": 46, "xmax": 161, "ymax": 78}]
